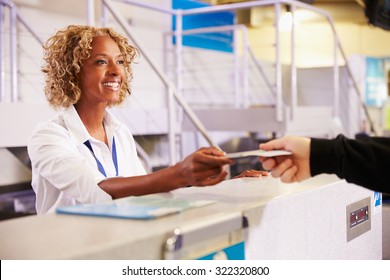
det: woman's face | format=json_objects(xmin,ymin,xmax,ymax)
[{"xmin": 77, "ymin": 36, "xmax": 125, "ymax": 106}]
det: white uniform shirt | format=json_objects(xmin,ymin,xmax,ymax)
[{"xmin": 28, "ymin": 105, "xmax": 146, "ymax": 214}]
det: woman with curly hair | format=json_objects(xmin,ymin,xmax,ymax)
[{"xmin": 27, "ymin": 25, "xmax": 235, "ymax": 215}]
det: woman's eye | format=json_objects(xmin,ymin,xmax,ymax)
[
  {"xmin": 117, "ymin": 60, "xmax": 124, "ymax": 65},
  {"xmin": 96, "ymin": 60, "xmax": 107, "ymax": 65}
]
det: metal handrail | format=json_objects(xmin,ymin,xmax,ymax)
[
  {"xmin": 168, "ymin": 23, "xmax": 277, "ymax": 108},
  {"xmin": 0, "ymin": 0, "xmax": 43, "ymax": 102},
  {"xmin": 111, "ymin": 0, "xmax": 376, "ymax": 135},
  {"xmin": 328, "ymin": 23, "xmax": 377, "ymax": 135},
  {"xmin": 164, "ymin": 24, "xmax": 253, "ymax": 108},
  {"xmin": 0, "ymin": 0, "xmax": 376, "ymax": 141}
]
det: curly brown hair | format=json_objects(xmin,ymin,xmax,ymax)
[{"xmin": 42, "ymin": 25, "xmax": 139, "ymax": 108}]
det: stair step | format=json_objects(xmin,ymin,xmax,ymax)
[{"xmin": 182, "ymin": 107, "xmax": 284, "ymax": 132}]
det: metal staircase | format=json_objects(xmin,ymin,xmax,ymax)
[
  {"xmin": 0, "ymin": 0, "xmax": 374, "ymax": 168},
  {"xmin": 154, "ymin": 0, "xmax": 369, "ymax": 141}
]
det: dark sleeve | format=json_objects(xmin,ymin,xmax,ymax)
[{"xmin": 310, "ymin": 134, "xmax": 390, "ymax": 193}]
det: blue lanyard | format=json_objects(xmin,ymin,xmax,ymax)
[{"xmin": 83, "ymin": 137, "xmax": 119, "ymax": 177}]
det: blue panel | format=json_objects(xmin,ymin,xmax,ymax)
[
  {"xmin": 172, "ymin": 0, "xmax": 235, "ymax": 53},
  {"xmin": 197, "ymin": 241, "xmax": 245, "ymax": 260},
  {"xmin": 365, "ymin": 57, "xmax": 387, "ymax": 107}
]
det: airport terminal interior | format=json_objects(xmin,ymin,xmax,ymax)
[{"xmin": 0, "ymin": 0, "xmax": 390, "ymax": 259}]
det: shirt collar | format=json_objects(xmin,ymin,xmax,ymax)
[{"xmin": 62, "ymin": 105, "xmax": 121, "ymax": 145}]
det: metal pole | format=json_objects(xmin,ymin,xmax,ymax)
[
  {"xmin": 10, "ymin": 4, "xmax": 17, "ymax": 102},
  {"xmin": 290, "ymin": 4, "xmax": 297, "ymax": 120},
  {"xmin": 0, "ymin": 4, "xmax": 5, "ymax": 102},
  {"xmin": 175, "ymin": 12, "xmax": 183, "ymax": 98},
  {"xmin": 241, "ymin": 25, "xmax": 249, "ymax": 108},
  {"xmin": 333, "ymin": 32, "xmax": 339, "ymax": 118},
  {"xmin": 233, "ymin": 26, "xmax": 240, "ymax": 108},
  {"xmin": 275, "ymin": 3, "xmax": 283, "ymax": 122},
  {"xmin": 168, "ymin": 85, "xmax": 176, "ymax": 165},
  {"xmin": 172, "ymin": 11, "xmax": 183, "ymax": 163}
]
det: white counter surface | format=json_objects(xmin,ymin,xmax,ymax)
[{"xmin": 0, "ymin": 175, "xmax": 382, "ymax": 259}]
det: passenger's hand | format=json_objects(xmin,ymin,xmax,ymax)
[
  {"xmin": 259, "ymin": 136, "xmax": 311, "ymax": 183},
  {"xmin": 233, "ymin": 169, "xmax": 269, "ymax": 179},
  {"xmin": 179, "ymin": 147, "xmax": 233, "ymax": 187}
]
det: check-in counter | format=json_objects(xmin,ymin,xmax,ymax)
[{"xmin": 0, "ymin": 175, "xmax": 382, "ymax": 259}]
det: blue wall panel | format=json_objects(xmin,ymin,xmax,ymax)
[{"xmin": 172, "ymin": 0, "xmax": 235, "ymax": 53}]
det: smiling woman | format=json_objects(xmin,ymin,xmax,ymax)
[
  {"xmin": 75, "ymin": 36, "xmax": 128, "ymax": 144},
  {"xmin": 27, "ymin": 25, "xmax": 236, "ymax": 215},
  {"xmin": 77, "ymin": 36, "xmax": 126, "ymax": 106},
  {"xmin": 41, "ymin": 25, "xmax": 137, "ymax": 108}
]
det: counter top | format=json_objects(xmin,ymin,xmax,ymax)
[{"xmin": 0, "ymin": 174, "xmax": 381, "ymax": 259}]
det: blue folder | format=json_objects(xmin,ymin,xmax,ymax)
[{"xmin": 56, "ymin": 194, "xmax": 215, "ymax": 220}]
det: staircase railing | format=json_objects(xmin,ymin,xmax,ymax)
[
  {"xmin": 0, "ymin": 0, "xmax": 43, "ymax": 102},
  {"xmin": 0, "ymin": 0, "xmax": 156, "ymax": 171},
  {"xmin": 106, "ymin": 0, "xmax": 376, "ymax": 136},
  {"xmin": 101, "ymin": 0, "xmax": 218, "ymax": 165},
  {"xmin": 0, "ymin": 0, "xmax": 378, "ymax": 151}
]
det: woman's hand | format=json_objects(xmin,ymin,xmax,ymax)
[{"xmin": 177, "ymin": 147, "xmax": 233, "ymax": 187}]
